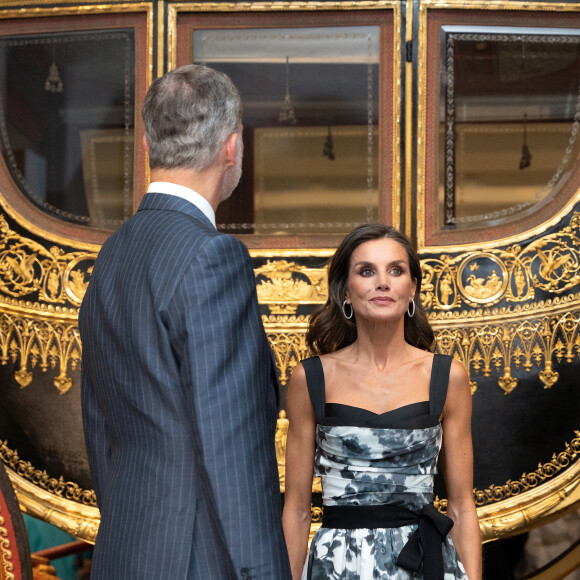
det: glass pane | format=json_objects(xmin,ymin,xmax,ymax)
[
  {"xmin": 193, "ymin": 26, "xmax": 379, "ymax": 235},
  {"xmin": 439, "ymin": 26, "xmax": 580, "ymax": 228},
  {"xmin": 0, "ymin": 30, "xmax": 135, "ymax": 229}
]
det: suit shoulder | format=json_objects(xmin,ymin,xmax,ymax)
[{"xmin": 201, "ymin": 231, "xmax": 250, "ymax": 260}]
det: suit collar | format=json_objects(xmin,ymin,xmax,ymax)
[{"xmin": 138, "ymin": 192, "xmax": 216, "ymax": 230}]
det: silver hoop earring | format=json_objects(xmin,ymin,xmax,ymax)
[
  {"xmin": 342, "ymin": 300, "xmax": 354, "ymax": 320},
  {"xmin": 407, "ymin": 299, "xmax": 415, "ymax": 318}
]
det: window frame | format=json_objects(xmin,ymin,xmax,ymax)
[{"xmin": 169, "ymin": 2, "xmax": 403, "ymax": 249}]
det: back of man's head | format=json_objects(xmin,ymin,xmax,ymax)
[{"xmin": 143, "ymin": 64, "xmax": 242, "ymax": 171}]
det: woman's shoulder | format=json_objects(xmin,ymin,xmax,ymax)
[
  {"xmin": 447, "ymin": 356, "xmax": 470, "ymax": 386},
  {"xmin": 444, "ymin": 357, "xmax": 472, "ymax": 414}
]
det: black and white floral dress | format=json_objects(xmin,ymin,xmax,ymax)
[{"xmin": 301, "ymin": 354, "xmax": 468, "ymax": 580}]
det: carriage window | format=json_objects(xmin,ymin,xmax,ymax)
[
  {"xmin": 440, "ymin": 26, "xmax": 580, "ymax": 229},
  {"xmin": 193, "ymin": 26, "xmax": 379, "ymax": 236},
  {"xmin": 0, "ymin": 30, "xmax": 134, "ymax": 229}
]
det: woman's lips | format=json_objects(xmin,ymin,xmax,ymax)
[{"xmin": 370, "ymin": 296, "xmax": 395, "ymax": 304}]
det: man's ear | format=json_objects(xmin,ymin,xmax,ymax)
[
  {"xmin": 142, "ymin": 134, "xmax": 150, "ymax": 153},
  {"xmin": 224, "ymin": 132, "xmax": 239, "ymax": 166}
]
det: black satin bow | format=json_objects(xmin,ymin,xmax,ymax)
[{"xmin": 396, "ymin": 504, "xmax": 454, "ymax": 580}]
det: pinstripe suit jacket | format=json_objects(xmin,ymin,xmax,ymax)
[{"xmin": 80, "ymin": 193, "xmax": 291, "ymax": 579}]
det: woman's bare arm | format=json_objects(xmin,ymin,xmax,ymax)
[
  {"xmin": 440, "ymin": 359, "xmax": 482, "ymax": 580},
  {"xmin": 282, "ymin": 363, "xmax": 317, "ymax": 580}
]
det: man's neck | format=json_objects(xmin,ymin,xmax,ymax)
[{"xmin": 149, "ymin": 166, "xmax": 222, "ymax": 212}]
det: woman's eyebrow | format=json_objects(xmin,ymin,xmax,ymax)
[{"xmin": 352, "ymin": 259, "xmax": 407, "ymax": 268}]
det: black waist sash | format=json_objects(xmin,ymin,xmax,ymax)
[{"xmin": 322, "ymin": 504, "xmax": 454, "ymax": 580}]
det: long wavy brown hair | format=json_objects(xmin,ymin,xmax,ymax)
[{"xmin": 306, "ymin": 224, "xmax": 434, "ymax": 355}]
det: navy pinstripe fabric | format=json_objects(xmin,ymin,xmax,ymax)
[{"xmin": 80, "ymin": 193, "xmax": 291, "ymax": 579}]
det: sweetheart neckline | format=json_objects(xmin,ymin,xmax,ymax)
[{"xmin": 325, "ymin": 400, "xmax": 429, "ymax": 417}]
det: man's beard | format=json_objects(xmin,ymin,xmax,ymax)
[{"xmin": 222, "ymin": 138, "xmax": 243, "ymax": 201}]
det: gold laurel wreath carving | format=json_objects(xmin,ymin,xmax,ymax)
[
  {"xmin": 0, "ymin": 442, "xmax": 96, "ymax": 507},
  {"xmin": 0, "ymin": 511, "xmax": 16, "ymax": 580}
]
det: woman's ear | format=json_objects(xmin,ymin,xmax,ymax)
[{"xmin": 142, "ymin": 134, "xmax": 150, "ymax": 153}]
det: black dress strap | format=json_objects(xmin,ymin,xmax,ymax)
[
  {"xmin": 429, "ymin": 354, "xmax": 453, "ymax": 418},
  {"xmin": 301, "ymin": 356, "xmax": 326, "ymax": 423}
]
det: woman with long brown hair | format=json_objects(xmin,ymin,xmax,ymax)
[{"xmin": 282, "ymin": 224, "xmax": 481, "ymax": 580}]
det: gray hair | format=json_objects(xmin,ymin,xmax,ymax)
[{"xmin": 142, "ymin": 64, "xmax": 242, "ymax": 171}]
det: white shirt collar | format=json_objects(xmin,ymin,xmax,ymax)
[{"xmin": 147, "ymin": 182, "xmax": 216, "ymax": 228}]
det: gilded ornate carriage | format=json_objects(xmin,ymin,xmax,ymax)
[{"xmin": 0, "ymin": 1, "xmax": 579, "ymax": 577}]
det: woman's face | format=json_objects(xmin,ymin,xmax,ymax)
[{"xmin": 344, "ymin": 237, "xmax": 417, "ymax": 323}]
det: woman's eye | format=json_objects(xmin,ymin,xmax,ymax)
[
  {"xmin": 360, "ymin": 267, "xmax": 373, "ymax": 276},
  {"xmin": 391, "ymin": 267, "xmax": 403, "ymax": 276}
]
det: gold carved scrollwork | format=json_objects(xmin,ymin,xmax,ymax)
[
  {"xmin": 421, "ymin": 256, "xmax": 462, "ymax": 311},
  {"xmin": 0, "ymin": 442, "xmax": 95, "ymax": 507},
  {"xmin": 0, "ymin": 215, "xmax": 95, "ymax": 308},
  {"xmin": 474, "ymin": 430, "xmax": 580, "ymax": 507},
  {"xmin": 256, "ymin": 213, "xmax": 580, "ymax": 321},
  {"xmin": 311, "ymin": 506, "xmax": 323, "ymax": 523},
  {"xmin": 264, "ymin": 308, "xmax": 580, "ymax": 396},
  {"xmin": 526, "ymin": 213, "xmax": 580, "ymax": 293},
  {"xmin": 0, "ymin": 509, "xmax": 16, "ymax": 580}
]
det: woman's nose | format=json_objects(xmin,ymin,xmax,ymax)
[{"xmin": 376, "ymin": 276, "xmax": 389, "ymax": 290}]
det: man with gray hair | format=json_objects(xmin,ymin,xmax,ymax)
[{"xmin": 80, "ymin": 64, "xmax": 291, "ymax": 579}]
